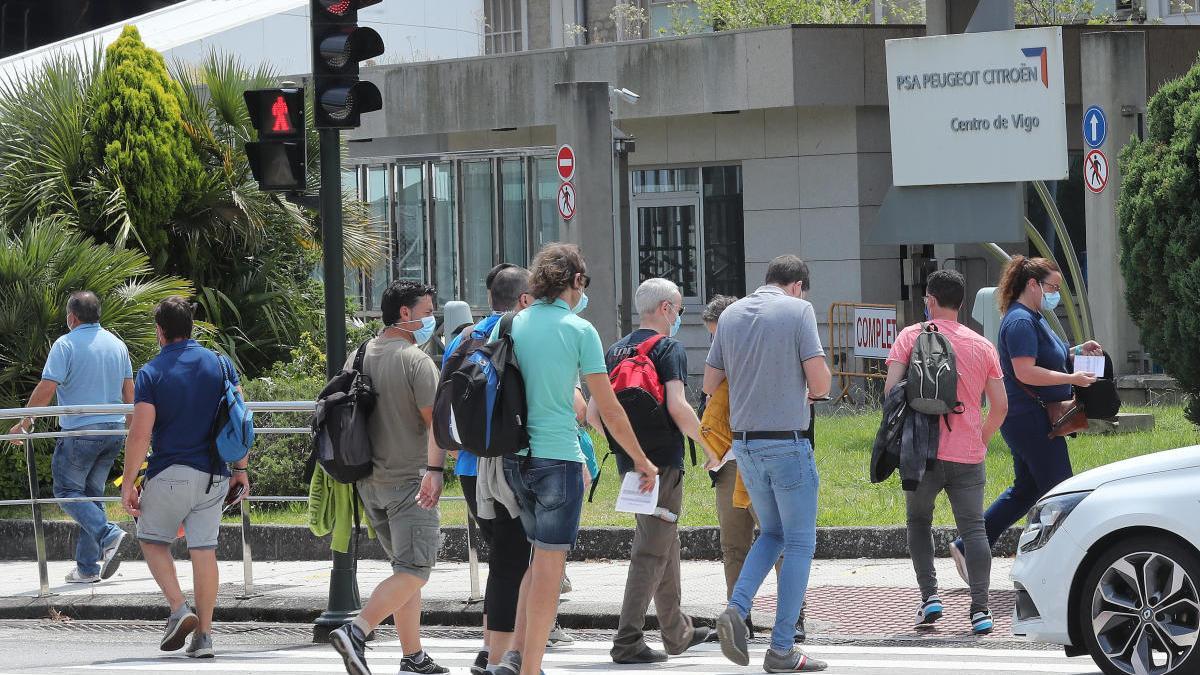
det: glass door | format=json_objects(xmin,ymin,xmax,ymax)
[{"xmin": 635, "ymin": 196, "xmax": 703, "ymax": 302}]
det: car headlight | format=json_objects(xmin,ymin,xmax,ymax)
[{"xmin": 1020, "ymin": 491, "xmax": 1090, "ymax": 553}]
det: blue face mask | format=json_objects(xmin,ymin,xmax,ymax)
[
  {"xmin": 670, "ymin": 310, "xmax": 682, "ymax": 338},
  {"xmin": 572, "ymin": 292, "xmax": 589, "ymax": 315},
  {"xmin": 1042, "ymin": 291, "xmax": 1061, "ymax": 311},
  {"xmin": 398, "ymin": 315, "xmax": 436, "ymax": 344}
]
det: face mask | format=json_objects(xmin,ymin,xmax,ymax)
[
  {"xmin": 572, "ymin": 292, "xmax": 589, "ymax": 315},
  {"xmin": 397, "ymin": 315, "xmax": 436, "ymax": 344},
  {"xmin": 670, "ymin": 310, "xmax": 682, "ymax": 338},
  {"xmin": 1041, "ymin": 291, "xmax": 1061, "ymax": 311}
]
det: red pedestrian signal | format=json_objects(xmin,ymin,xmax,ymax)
[
  {"xmin": 271, "ymin": 95, "xmax": 292, "ymax": 133},
  {"xmin": 243, "ymin": 87, "xmax": 307, "ymax": 191}
]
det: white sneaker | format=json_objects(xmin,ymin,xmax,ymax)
[
  {"xmin": 547, "ymin": 622, "xmax": 574, "ymax": 647},
  {"xmin": 65, "ymin": 568, "xmax": 99, "ymax": 584},
  {"xmin": 559, "ymin": 575, "xmax": 572, "ymax": 595},
  {"xmin": 949, "ymin": 542, "xmax": 969, "ymax": 584},
  {"xmin": 100, "ymin": 530, "xmax": 127, "ymax": 580}
]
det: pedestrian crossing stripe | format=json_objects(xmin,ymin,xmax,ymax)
[{"xmin": 58, "ymin": 641, "xmax": 1099, "ymax": 674}]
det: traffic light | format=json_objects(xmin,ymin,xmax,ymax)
[
  {"xmin": 310, "ymin": 0, "xmax": 384, "ymax": 129},
  {"xmin": 244, "ymin": 88, "xmax": 307, "ymax": 191}
]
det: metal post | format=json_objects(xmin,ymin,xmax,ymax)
[
  {"xmin": 238, "ymin": 498, "xmax": 255, "ymax": 599},
  {"xmin": 24, "ymin": 436, "xmax": 51, "ymax": 597},
  {"xmin": 465, "ymin": 510, "xmax": 483, "ymax": 603},
  {"xmin": 313, "ymin": 126, "xmax": 360, "ymax": 643}
]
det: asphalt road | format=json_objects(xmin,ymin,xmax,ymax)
[{"xmin": 0, "ymin": 621, "xmax": 1105, "ymax": 675}]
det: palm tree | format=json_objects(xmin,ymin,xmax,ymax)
[{"xmin": 0, "ymin": 218, "xmax": 195, "ymax": 409}]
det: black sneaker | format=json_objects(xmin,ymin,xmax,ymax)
[
  {"xmin": 795, "ymin": 601, "xmax": 807, "ymax": 643},
  {"xmin": 330, "ymin": 623, "xmax": 371, "ymax": 675},
  {"xmin": 399, "ymin": 651, "xmax": 449, "ymax": 674},
  {"xmin": 469, "ymin": 649, "xmax": 489, "ymax": 675}
]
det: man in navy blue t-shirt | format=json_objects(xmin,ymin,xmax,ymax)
[{"xmin": 120, "ymin": 297, "xmax": 248, "ymax": 659}]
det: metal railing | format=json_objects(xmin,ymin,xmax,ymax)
[{"xmin": 0, "ymin": 402, "xmax": 482, "ymax": 602}]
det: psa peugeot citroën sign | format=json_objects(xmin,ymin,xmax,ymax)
[{"xmin": 885, "ymin": 27, "xmax": 1067, "ymax": 187}]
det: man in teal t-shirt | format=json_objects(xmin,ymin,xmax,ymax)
[{"xmin": 495, "ymin": 243, "xmax": 657, "ymax": 675}]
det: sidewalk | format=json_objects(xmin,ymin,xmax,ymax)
[{"xmin": 0, "ymin": 557, "xmax": 1017, "ymax": 640}]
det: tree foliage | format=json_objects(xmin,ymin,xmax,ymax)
[
  {"xmin": 1117, "ymin": 58, "xmax": 1200, "ymax": 423},
  {"xmin": 87, "ymin": 26, "xmax": 205, "ymax": 257}
]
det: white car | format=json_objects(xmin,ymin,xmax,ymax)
[{"xmin": 1011, "ymin": 446, "xmax": 1200, "ymax": 675}]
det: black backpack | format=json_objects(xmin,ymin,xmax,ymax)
[
  {"xmin": 309, "ymin": 340, "xmax": 377, "ymax": 483},
  {"xmin": 906, "ymin": 323, "xmax": 964, "ymax": 425},
  {"xmin": 432, "ymin": 321, "xmax": 490, "ymax": 452},
  {"xmin": 447, "ymin": 313, "xmax": 529, "ymax": 458}
]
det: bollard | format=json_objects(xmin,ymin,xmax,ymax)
[{"xmin": 238, "ymin": 498, "xmax": 255, "ymax": 598}]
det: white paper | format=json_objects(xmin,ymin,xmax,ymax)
[
  {"xmin": 615, "ymin": 473, "xmax": 659, "ymax": 515},
  {"xmin": 1075, "ymin": 355, "xmax": 1106, "ymax": 378}
]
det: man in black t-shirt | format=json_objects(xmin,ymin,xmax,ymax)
[{"xmin": 591, "ymin": 278, "xmax": 719, "ymax": 665}]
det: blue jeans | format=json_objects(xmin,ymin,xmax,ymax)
[
  {"xmin": 981, "ymin": 408, "xmax": 1073, "ymax": 547},
  {"xmin": 727, "ymin": 437, "xmax": 819, "ymax": 651},
  {"xmin": 51, "ymin": 423, "xmax": 125, "ymax": 576},
  {"xmin": 503, "ymin": 456, "xmax": 585, "ymax": 551}
]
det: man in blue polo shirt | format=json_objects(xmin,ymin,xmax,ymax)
[
  {"xmin": 9, "ymin": 291, "xmax": 133, "ymax": 584},
  {"xmin": 120, "ymin": 297, "xmax": 249, "ymax": 660}
]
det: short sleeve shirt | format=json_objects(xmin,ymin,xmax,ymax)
[
  {"xmin": 347, "ymin": 335, "xmax": 440, "ymax": 486},
  {"xmin": 135, "ymin": 340, "xmax": 236, "ymax": 480},
  {"xmin": 999, "ymin": 303, "xmax": 1072, "ymax": 416},
  {"xmin": 41, "ymin": 323, "xmax": 133, "ymax": 429},
  {"xmin": 604, "ymin": 329, "xmax": 688, "ymax": 472},
  {"xmin": 887, "ymin": 321, "xmax": 1003, "ymax": 464},
  {"xmin": 705, "ymin": 286, "xmax": 825, "ymax": 432},
  {"xmin": 508, "ymin": 299, "xmax": 607, "ymax": 463}
]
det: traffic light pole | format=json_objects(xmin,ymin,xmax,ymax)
[{"xmin": 313, "ymin": 126, "xmax": 361, "ymax": 643}]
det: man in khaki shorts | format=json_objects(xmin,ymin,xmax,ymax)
[
  {"xmin": 331, "ymin": 280, "xmax": 448, "ymax": 675},
  {"xmin": 120, "ymin": 297, "xmax": 249, "ymax": 659}
]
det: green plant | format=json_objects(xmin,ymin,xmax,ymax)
[
  {"xmin": 0, "ymin": 440, "xmax": 53, "ymax": 501},
  {"xmin": 242, "ymin": 375, "xmax": 325, "ymax": 497},
  {"xmin": 1118, "ymin": 58, "xmax": 1200, "ymax": 424}
]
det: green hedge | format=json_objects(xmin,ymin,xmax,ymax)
[{"xmin": 0, "ymin": 439, "xmax": 54, "ymax": 501}]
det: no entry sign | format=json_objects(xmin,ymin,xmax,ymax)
[
  {"xmin": 558, "ymin": 182, "xmax": 576, "ymax": 220},
  {"xmin": 557, "ymin": 145, "xmax": 575, "ymax": 182}
]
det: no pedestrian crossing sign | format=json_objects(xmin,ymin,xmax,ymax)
[
  {"xmin": 1083, "ymin": 105, "xmax": 1107, "ymax": 148},
  {"xmin": 1084, "ymin": 149, "xmax": 1108, "ymax": 194},
  {"xmin": 557, "ymin": 145, "xmax": 576, "ymax": 182},
  {"xmin": 558, "ymin": 182, "xmax": 576, "ymax": 220}
]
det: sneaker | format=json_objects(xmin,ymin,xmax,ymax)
[
  {"xmin": 159, "ymin": 605, "xmax": 198, "ymax": 652},
  {"xmin": 547, "ymin": 622, "xmax": 574, "ymax": 647},
  {"xmin": 99, "ymin": 530, "xmax": 127, "ymax": 580},
  {"xmin": 971, "ymin": 609, "xmax": 994, "ymax": 636},
  {"xmin": 715, "ymin": 606, "xmax": 750, "ymax": 666},
  {"xmin": 914, "ymin": 595, "xmax": 943, "ymax": 629},
  {"xmin": 950, "ymin": 541, "xmax": 969, "ymax": 584},
  {"xmin": 399, "ymin": 651, "xmax": 449, "ymax": 674},
  {"xmin": 330, "ymin": 623, "xmax": 371, "ymax": 675},
  {"xmin": 491, "ymin": 650, "xmax": 521, "ymax": 675},
  {"xmin": 469, "ymin": 649, "xmax": 489, "ymax": 675},
  {"xmin": 612, "ymin": 645, "xmax": 668, "ymax": 664},
  {"xmin": 795, "ymin": 602, "xmax": 807, "ymax": 643},
  {"xmin": 186, "ymin": 632, "xmax": 214, "ymax": 659},
  {"xmin": 764, "ymin": 646, "xmax": 828, "ymax": 672},
  {"xmin": 560, "ymin": 575, "xmax": 573, "ymax": 594},
  {"xmin": 65, "ymin": 568, "xmax": 99, "ymax": 584}
]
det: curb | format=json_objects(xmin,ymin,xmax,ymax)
[{"xmin": 0, "ymin": 520, "xmax": 1022, "ymax": 563}]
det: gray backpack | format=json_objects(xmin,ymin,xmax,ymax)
[{"xmin": 905, "ymin": 323, "xmax": 964, "ymax": 423}]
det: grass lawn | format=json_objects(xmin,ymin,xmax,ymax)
[{"xmin": 7, "ymin": 406, "xmax": 1197, "ymax": 530}]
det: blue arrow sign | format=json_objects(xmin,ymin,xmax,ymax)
[{"xmin": 1084, "ymin": 105, "xmax": 1107, "ymax": 149}]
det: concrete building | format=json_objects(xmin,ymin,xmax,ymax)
[{"xmin": 343, "ymin": 19, "xmax": 1200, "ymax": 389}]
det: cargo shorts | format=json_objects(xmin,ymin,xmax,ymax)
[
  {"xmin": 136, "ymin": 464, "xmax": 226, "ymax": 550},
  {"xmin": 357, "ymin": 479, "xmax": 440, "ymax": 581}
]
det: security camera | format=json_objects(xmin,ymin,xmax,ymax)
[{"xmin": 612, "ymin": 87, "xmax": 640, "ymax": 105}]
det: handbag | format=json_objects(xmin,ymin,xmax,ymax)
[{"xmin": 1020, "ymin": 381, "xmax": 1088, "ymax": 439}]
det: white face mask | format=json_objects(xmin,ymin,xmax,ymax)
[{"xmin": 395, "ymin": 315, "xmax": 436, "ymax": 344}]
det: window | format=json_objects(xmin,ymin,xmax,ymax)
[
  {"xmin": 485, "ymin": 0, "xmax": 524, "ymax": 54},
  {"xmin": 432, "ymin": 162, "xmax": 459, "ymax": 300},
  {"xmin": 633, "ymin": 167, "xmax": 699, "ymax": 195},
  {"xmin": 462, "ymin": 160, "xmax": 495, "ymax": 307},
  {"xmin": 533, "ymin": 157, "xmax": 560, "ymax": 248},
  {"xmin": 365, "ymin": 166, "xmax": 389, "ymax": 310},
  {"xmin": 395, "ymin": 164, "xmax": 426, "ymax": 282},
  {"xmin": 500, "ymin": 159, "xmax": 528, "ymax": 263},
  {"xmin": 702, "ymin": 165, "xmax": 746, "ymax": 298}
]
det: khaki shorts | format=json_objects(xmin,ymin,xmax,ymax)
[
  {"xmin": 136, "ymin": 464, "xmax": 226, "ymax": 550},
  {"xmin": 357, "ymin": 479, "xmax": 440, "ymax": 580}
]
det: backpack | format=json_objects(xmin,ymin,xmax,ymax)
[
  {"xmin": 209, "ymin": 352, "xmax": 254, "ymax": 464},
  {"xmin": 310, "ymin": 340, "xmax": 377, "ymax": 483},
  {"xmin": 432, "ymin": 321, "xmax": 490, "ymax": 452},
  {"xmin": 905, "ymin": 323, "xmax": 964, "ymax": 422},
  {"xmin": 603, "ymin": 333, "xmax": 677, "ymax": 458},
  {"xmin": 446, "ymin": 313, "xmax": 529, "ymax": 458}
]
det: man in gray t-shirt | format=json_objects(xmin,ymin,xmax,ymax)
[{"xmin": 703, "ymin": 255, "xmax": 832, "ymax": 672}]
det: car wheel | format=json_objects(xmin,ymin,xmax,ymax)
[{"xmin": 1078, "ymin": 535, "xmax": 1200, "ymax": 675}]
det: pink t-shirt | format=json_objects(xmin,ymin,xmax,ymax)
[{"xmin": 886, "ymin": 320, "xmax": 1003, "ymax": 464}]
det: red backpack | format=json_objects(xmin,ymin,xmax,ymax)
[{"xmin": 603, "ymin": 334, "xmax": 678, "ymax": 458}]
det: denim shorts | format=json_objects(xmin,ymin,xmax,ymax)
[{"xmin": 503, "ymin": 456, "xmax": 585, "ymax": 551}]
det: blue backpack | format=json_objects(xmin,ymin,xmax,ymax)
[
  {"xmin": 210, "ymin": 352, "xmax": 254, "ymax": 464},
  {"xmin": 447, "ymin": 312, "xmax": 529, "ymax": 458}
]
